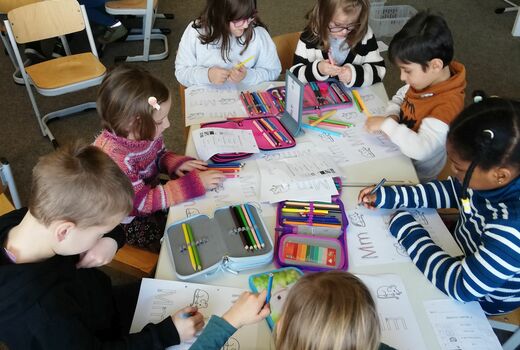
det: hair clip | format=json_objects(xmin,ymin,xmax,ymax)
[{"xmin": 148, "ymin": 96, "xmax": 161, "ymax": 111}]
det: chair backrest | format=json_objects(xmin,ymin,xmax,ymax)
[
  {"xmin": 7, "ymin": 0, "xmax": 85, "ymax": 44},
  {"xmin": 0, "ymin": 0, "xmax": 40, "ymax": 14},
  {"xmin": 272, "ymin": 32, "xmax": 301, "ymax": 74}
]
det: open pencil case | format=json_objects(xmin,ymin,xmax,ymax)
[
  {"xmin": 166, "ymin": 203, "xmax": 274, "ymax": 280},
  {"xmin": 302, "ymin": 80, "xmax": 353, "ymax": 114},
  {"xmin": 239, "ymin": 87, "xmax": 286, "ymax": 118},
  {"xmin": 274, "ymin": 178, "xmax": 348, "ymax": 271},
  {"xmin": 201, "ymin": 116, "xmax": 296, "ymax": 163}
]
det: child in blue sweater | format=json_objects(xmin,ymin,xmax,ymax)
[
  {"xmin": 359, "ymin": 98, "xmax": 520, "ymax": 315},
  {"xmin": 175, "ymin": 0, "xmax": 281, "ymax": 87}
]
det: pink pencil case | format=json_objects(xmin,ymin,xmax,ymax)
[
  {"xmin": 302, "ymin": 81, "xmax": 353, "ymax": 114},
  {"xmin": 239, "ymin": 88, "xmax": 286, "ymax": 118},
  {"xmin": 201, "ymin": 116, "xmax": 296, "ymax": 163}
]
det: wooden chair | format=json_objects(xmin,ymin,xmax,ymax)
[
  {"xmin": 272, "ymin": 31, "xmax": 301, "ymax": 75},
  {"xmin": 105, "ymin": 0, "xmax": 171, "ymax": 62},
  {"xmin": 107, "ymin": 244, "xmax": 159, "ymax": 278},
  {"xmin": 489, "ymin": 308, "xmax": 520, "ymax": 350},
  {"xmin": 4, "ymin": 0, "xmax": 106, "ymax": 147},
  {"xmin": 0, "ymin": 188, "xmax": 15, "ymax": 216},
  {"xmin": 178, "ymin": 83, "xmax": 192, "ymax": 141},
  {"xmin": 0, "ymin": 158, "xmax": 21, "ymax": 209}
]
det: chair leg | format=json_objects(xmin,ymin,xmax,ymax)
[
  {"xmin": 41, "ymin": 102, "xmax": 97, "ymax": 146},
  {"xmin": 503, "ymin": 329, "xmax": 520, "ymax": 350}
]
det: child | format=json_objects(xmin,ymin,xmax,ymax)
[
  {"xmin": 175, "ymin": 0, "xmax": 281, "ymax": 87},
  {"xmin": 290, "ymin": 0, "xmax": 385, "ymax": 87},
  {"xmin": 0, "ymin": 142, "xmax": 205, "ymax": 348},
  {"xmin": 359, "ymin": 98, "xmax": 520, "ymax": 315},
  {"xmin": 94, "ymin": 65, "xmax": 225, "ymax": 251},
  {"xmin": 189, "ymin": 271, "xmax": 395, "ymax": 350},
  {"xmin": 365, "ymin": 11, "xmax": 466, "ymax": 182}
]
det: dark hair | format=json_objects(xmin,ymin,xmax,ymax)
[
  {"xmin": 388, "ymin": 11, "xmax": 453, "ymax": 71},
  {"xmin": 303, "ymin": 0, "xmax": 370, "ymax": 51},
  {"xmin": 193, "ymin": 0, "xmax": 266, "ymax": 62},
  {"xmin": 97, "ymin": 65, "xmax": 169, "ymax": 141},
  {"xmin": 448, "ymin": 98, "xmax": 520, "ymax": 201}
]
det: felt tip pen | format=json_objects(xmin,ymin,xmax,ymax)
[
  {"xmin": 370, "ymin": 178, "xmax": 387, "ymax": 195},
  {"xmin": 265, "ymin": 273, "xmax": 274, "ymax": 303}
]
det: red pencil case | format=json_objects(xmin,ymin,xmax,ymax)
[
  {"xmin": 201, "ymin": 116, "xmax": 296, "ymax": 163},
  {"xmin": 273, "ymin": 178, "xmax": 348, "ymax": 271},
  {"xmin": 302, "ymin": 80, "xmax": 353, "ymax": 114}
]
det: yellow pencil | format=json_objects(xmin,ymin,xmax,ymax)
[
  {"xmin": 282, "ymin": 208, "xmax": 329, "ymax": 214},
  {"xmin": 182, "ymin": 223, "xmax": 197, "ymax": 272},
  {"xmin": 352, "ymin": 90, "xmax": 372, "ymax": 117},
  {"xmin": 310, "ymin": 110, "xmax": 337, "ymax": 126},
  {"xmin": 234, "ymin": 55, "xmax": 255, "ymax": 69}
]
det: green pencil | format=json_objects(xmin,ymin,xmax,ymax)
[
  {"xmin": 186, "ymin": 223, "xmax": 202, "ymax": 271},
  {"xmin": 308, "ymin": 116, "xmax": 354, "ymax": 127},
  {"xmin": 350, "ymin": 92, "xmax": 362, "ymax": 113},
  {"xmin": 235, "ymin": 205, "xmax": 257, "ymax": 250}
]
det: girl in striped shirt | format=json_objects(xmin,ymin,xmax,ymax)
[{"xmin": 359, "ymin": 98, "xmax": 520, "ymax": 315}]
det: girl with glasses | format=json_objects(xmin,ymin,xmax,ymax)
[
  {"xmin": 290, "ymin": 0, "xmax": 385, "ymax": 87},
  {"xmin": 175, "ymin": 0, "xmax": 281, "ymax": 87}
]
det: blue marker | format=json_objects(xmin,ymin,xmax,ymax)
[{"xmin": 265, "ymin": 273, "xmax": 274, "ymax": 303}]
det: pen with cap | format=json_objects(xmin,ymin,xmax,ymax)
[{"xmin": 370, "ymin": 177, "xmax": 387, "ymax": 195}]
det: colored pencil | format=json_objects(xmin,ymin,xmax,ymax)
[
  {"xmin": 283, "ymin": 220, "xmax": 342, "ymax": 228},
  {"xmin": 229, "ymin": 206, "xmax": 249, "ymax": 250},
  {"xmin": 307, "ymin": 116, "xmax": 353, "ymax": 127},
  {"xmin": 241, "ymin": 204, "xmax": 261, "ymax": 249},
  {"xmin": 182, "ymin": 223, "xmax": 197, "ymax": 271},
  {"xmin": 186, "ymin": 223, "xmax": 202, "ymax": 271},
  {"xmin": 233, "ymin": 205, "xmax": 257, "ymax": 250},
  {"xmin": 284, "ymin": 201, "xmax": 340, "ymax": 209},
  {"xmin": 282, "ymin": 208, "xmax": 329, "ymax": 214},
  {"xmin": 310, "ymin": 110, "xmax": 337, "ymax": 126},
  {"xmin": 352, "ymin": 90, "xmax": 371, "ymax": 117},
  {"xmin": 301, "ymin": 123, "xmax": 343, "ymax": 137},
  {"xmin": 234, "ymin": 55, "xmax": 255, "ymax": 69},
  {"xmin": 206, "ymin": 163, "xmax": 244, "ymax": 168},
  {"xmin": 244, "ymin": 204, "xmax": 265, "ymax": 248},
  {"xmin": 266, "ymin": 273, "xmax": 274, "ymax": 303}
]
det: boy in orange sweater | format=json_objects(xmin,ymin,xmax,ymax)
[{"xmin": 365, "ymin": 11, "xmax": 466, "ymax": 181}]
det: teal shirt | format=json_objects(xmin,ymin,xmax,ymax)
[{"xmin": 190, "ymin": 315, "xmax": 397, "ymax": 350}]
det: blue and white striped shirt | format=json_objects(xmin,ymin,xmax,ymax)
[{"xmin": 376, "ymin": 177, "xmax": 520, "ymax": 315}]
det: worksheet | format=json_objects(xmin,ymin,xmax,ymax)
[
  {"xmin": 185, "ymin": 85, "xmax": 247, "ymax": 126},
  {"xmin": 347, "ymin": 208, "xmax": 463, "ymax": 267},
  {"xmin": 424, "ymin": 299, "xmax": 502, "ymax": 350},
  {"xmin": 130, "ymin": 278, "xmax": 267, "ymax": 350},
  {"xmin": 357, "ymin": 274, "xmax": 427, "ymax": 350},
  {"xmin": 192, "ymin": 127, "xmax": 259, "ymax": 160}
]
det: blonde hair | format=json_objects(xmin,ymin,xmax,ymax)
[
  {"xmin": 29, "ymin": 142, "xmax": 134, "ymax": 228},
  {"xmin": 97, "ymin": 65, "xmax": 170, "ymax": 141},
  {"xmin": 275, "ymin": 271, "xmax": 380, "ymax": 350},
  {"xmin": 305, "ymin": 0, "xmax": 370, "ymax": 51}
]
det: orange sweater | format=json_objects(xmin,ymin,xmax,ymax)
[{"xmin": 399, "ymin": 61, "xmax": 466, "ymax": 131}]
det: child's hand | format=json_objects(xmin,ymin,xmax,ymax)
[
  {"xmin": 364, "ymin": 116, "xmax": 387, "ymax": 133},
  {"xmin": 172, "ymin": 306, "xmax": 205, "ymax": 342},
  {"xmin": 76, "ymin": 237, "xmax": 118, "ymax": 268},
  {"xmin": 228, "ymin": 66, "xmax": 247, "ymax": 83},
  {"xmin": 337, "ymin": 66, "xmax": 352, "ymax": 84},
  {"xmin": 318, "ymin": 60, "xmax": 343, "ymax": 76},
  {"xmin": 175, "ymin": 160, "xmax": 208, "ymax": 177},
  {"xmin": 199, "ymin": 170, "xmax": 226, "ymax": 190},
  {"xmin": 208, "ymin": 67, "xmax": 231, "ymax": 84},
  {"xmin": 357, "ymin": 186, "xmax": 378, "ymax": 209},
  {"xmin": 223, "ymin": 290, "xmax": 270, "ymax": 329}
]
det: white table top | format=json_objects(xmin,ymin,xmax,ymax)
[{"xmin": 155, "ymin": 82, "xmax": 461, "ymax": 350}]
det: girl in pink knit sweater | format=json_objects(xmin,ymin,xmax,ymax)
[{"xmin": 94, "ymin": 65, "xmax": 225, "ymax": 251}]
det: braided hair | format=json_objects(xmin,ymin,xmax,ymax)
[{"xmin": 447, "ymin": 97, "xmax": 520, "ymax": 213}]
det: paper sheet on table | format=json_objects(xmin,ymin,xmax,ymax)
[
  {"xmin": 346, "ymin": 208, "xmax": 463, "ymax": 267},
  {"xmin": 357, "ymin": 274, "xmax": 427, "ymax": 350},
  {"xmin": 192, "ymin": 127, "xmax": 259, "ymax": 161},
  {"xmin": 130, "ymin": 278, "xmax": 266, "ymax": 350},
  {"xmin": 184, "ymin": 85, "xmax": 247, "ymax": 126},
  {"xmin": 424, "ymin": 299, "xmax": 502, "ymax": 350},
  {"xmin": 255, "ymin": 145, "xmax": 340, "ymax": 202}
]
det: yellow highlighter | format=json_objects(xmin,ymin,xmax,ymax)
[
  {"xmin": 310, "ymin": 110, "xmax": 337, "ymax": 126},
  {"xmin": 234, "ymin": 55, "xmax": 255, "ymax": 69},
  {"xmin": 182, "ymin": 223, "xmax": 197, "ymax": 272}
]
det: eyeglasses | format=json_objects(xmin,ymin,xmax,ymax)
[
  {"xmin": 231, "ymin": 11, "xmax": 257, "ymax": 27},
  {"xmin": 328, "ymin": 22, "xmax": 360, "ymax": 33}
]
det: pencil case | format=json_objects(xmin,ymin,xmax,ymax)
[
  {"xmin": 165, "ymin": 203, "xmax": 274, "ymax": 280},
  {"xmin": 239, "ymin": 87, "xmax": 286, "ymax": 118},
  {"xmin": 201, "ymin": 116, "xmax": 296, "ymax": 163},
  {"xmin": 302, "ymin": 80, "xmax": 352, "ymax": 114},
  {"xmin": 273, "ymin": 182, "xmax": 348, "ymax": 271}
]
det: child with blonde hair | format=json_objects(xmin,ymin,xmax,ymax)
[
  {"xmin": 190, "ymin": 271, "xmax": 395, "ymax": 350},
  {"xmin": 290, "ymin": 0, "xmax": 385, "ymax": 87},
  {"xmin": 175, "ymin": 0, "xmax": 281, "ymax": 87},
  {"xmin": 95, "ymin": 65, "xmax": 225, "ymax": 251}
]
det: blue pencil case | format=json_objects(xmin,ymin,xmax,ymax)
[{"xmin": 249, "ymin": 267, "xmax": 304, "ymax": 330}]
